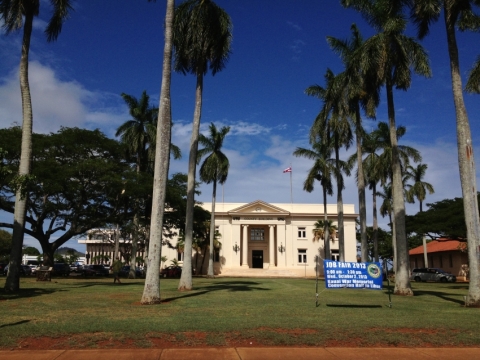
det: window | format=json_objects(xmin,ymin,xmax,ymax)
[
  {"xmin": 298, "ymin": 249, "xmax": 307, "ymax": 263},
  {"xmin": 439, "ymin": 255, "xmax": 443, "ymax": 268},
  {"xmin": 449, "ymin": 254, "xmax": 453, "ymax": 268},
  {"xmin": 250, "ymin": 228, "xmax": 264, "ymax": 241},
  {"xmin": 214, "ymin": 249, "xmax": 220, "ymax": 262},
  {"xmin": 177, "ymin": 252, "xmax": 184, "ymax": 261},
  {"xmin": 298, "ymin": 227, "xmax": 306, "ymax": 239}
]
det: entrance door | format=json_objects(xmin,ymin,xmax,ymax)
[{"xmin": 252, "ymin": 250, "xmax": 263, "ymax": 269}]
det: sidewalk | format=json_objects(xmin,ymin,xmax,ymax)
[{"xmin": 1, "ymin": 347, "xmax": 479, "ymax": 360}]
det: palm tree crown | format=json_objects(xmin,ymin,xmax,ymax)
[
  {"xmin": 404, "ymin": 163, "xmax": 435, "ymax": 212},
  {"xmin": 198, "ymin": 123, "xmax": 230, "ymax": 185}
]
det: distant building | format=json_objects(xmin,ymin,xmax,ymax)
[
  {"xmin": 409, "ymin": 238, "xmax": 469, "ymax": 280},
  {"xmin": 78, "ymin": 200, "xmax": 359, "ymax": 277}
]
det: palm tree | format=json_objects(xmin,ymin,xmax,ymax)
[
  {"xmin": 312, "ymin": 220, "xmax": 338, "ymax": 260},
  {"xmin": 306, "ymin": 69, "xmax": 352, "ymax": 262},
  {"xmin": 173, "ymin": 0, "xmax": 232, "ymax": 291},
  {"xmin": 404, "ymin": 163, "xmax": 435, "ymax": 212},
  {"xmin": 466, "ymin": 56, "xmax": 480, "ymax": 93},
  {"xmin": 1, "ymin": 0, "xmax": 73, "ymax": 292},
  {"xmin": 141, "ymin": 0, "xmax": 175, "ymax": 305},
  {"xmin": 412, "ymin": 0, "xmax": 480, "ymax": 306},
  {"xmin": 294, "ymin": 140, "xmax": 335, "ymax": 260},
  {"xmin": 197, "ymin": 123, "xmax": 230, "ymax": 278},
  {"xmin": 116, "ymin": 91, "xmax": 158, "ymax": 279},
  {"xmin": 326, "ymin": 23, "xmax": 380, "ymax": 263},
  {"xmin": 342, "ymin": 0, "xmax": 431, "ymax": 295}
]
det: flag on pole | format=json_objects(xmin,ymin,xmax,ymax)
[{"xmin": 283, "ymin": 167, "xmax": 292, "ymax": 173}]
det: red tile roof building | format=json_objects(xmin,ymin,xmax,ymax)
[{"xmin": 409, "ymin": 238, "xmax": 469, "ymax": 280}]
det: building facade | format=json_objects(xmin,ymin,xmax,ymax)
[{"xmin": 79, "ymin": 200, "xmax": 359, "ymax": 277}]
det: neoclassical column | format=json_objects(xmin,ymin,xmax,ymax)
[
  {"xmin": 269, "ymin": 225, "xmax": 275, "ymax": 267},
  {"xmin": 242, "ymin": 225, "xmax": 249, "ymax": 267}
]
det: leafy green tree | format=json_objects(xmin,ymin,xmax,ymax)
[
  {"xmin": 412, "ymin": 0, "xmax": 480, "ymax": 306},
  {"xmin": 406, "ymin": 193, "xmax": 480, "ymax": 240},
  {"xmin": 0, "ymin": 127, "xmax": 133, "ymax": 267},
  {"xmin": 1, "ymin": 0, "xmax": 73, "ymax": 292},
  {"xmin": 0, "ymin": 229, "xmax": 12, "ymax": 261},
  {"xmin": 404, "ymin": 163, "xmax": 435, "ymax": 212},
  {"xmin": 22, "ymin": 246, "xmax": 40, "ymax": 256},
  {"xmin": 294, "ymin": 140, "xmax": 336, "ymax": 260},
  {"xmin": 197, "ymin": 123, "xmax": 230, "ymax": 277},
  {"xmin": 173, "ymin": 0, "xmax": 232, "ymax": 291},
  {"xmin": 343, "ymin": 0, "xmax": 431, "ymax": 296}
]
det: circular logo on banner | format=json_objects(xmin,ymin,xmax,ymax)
[{"xmin": 367, "ymin": 264, "xmax": 382, "ymax": 279}]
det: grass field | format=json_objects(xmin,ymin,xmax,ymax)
[{"xmin": 0, "ymin": 276, "xmax": 477, "ymax": 349}]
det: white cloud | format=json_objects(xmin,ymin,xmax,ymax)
[{"xmin": 0, "ymin": 61, "xmax": 124, "ymax": 133}]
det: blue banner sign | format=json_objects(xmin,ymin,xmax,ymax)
[{"xmin": 324, "ymin": 261, "xmax": 383, "ymax": 290}]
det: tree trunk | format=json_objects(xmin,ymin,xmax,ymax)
[
  {"xmin": 141, "ymin": 0, "xmax": 174, "ymax": 305},
  {"xmin": 372, "ymin": 182, "xmax": 379, "ymax": 262},
  {"xmin": 207, "ymin": 179, "xmax": 217, "ymax": 277},
  {"xmin": 323, "ymin": 187, "xmax": 330, "ymax": 260},
  {"xmin": 386, "ymin": 79, "xmax": 412, "ymax": 296},
  {"xmin": 444, "ymin": 1, "xmax": 480, "ymax": 306},
  {"xmin": 178, "ymin": 73, "xmax": 203, "ymax": 291},
  {"xmin": 5, "ymin": 12, "xmax": 34, "ymax": 293},
  {"xmin": 335, "ymin": 139, "xmax": 345, "ymax": 262},
  {"xmin": 355, "ymin": 106, "xmax": 368, "ymax": 263},
  {"xmin": 129, "ymin": 214, "xmax": 139, "ymax": 279}
]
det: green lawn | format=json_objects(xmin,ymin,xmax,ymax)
[{"xmin": 0, "ymin": 276, "xmax": 477, "ymax": 348}]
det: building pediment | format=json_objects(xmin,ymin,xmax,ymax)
[{"xmin": 228, "ymin": 200, "xmax": 290, "ymax": 216}]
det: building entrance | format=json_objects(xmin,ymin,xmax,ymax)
[{"xmin": 252, "ymin": 250, "xmax": 263, "ymax": 268}]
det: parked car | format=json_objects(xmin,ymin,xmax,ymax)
[
  {"xmin": 82, "ymin": 264, "xmax": 110, "ymax": 276},
  {"xmin": 160, "ymin": 265, "xmax": 182, "ymax": 278},
  {"xmin": 3, "ymin": 264, "xmax": 32, "ymax": 276},
  {"xmin": 118, "ymin": 265, "xmax": 145, "ymax": 278},
  {"xmin": 410, "ymin": 268, "xmax": 456, "ymax": 283},
  {"xmin": 52, "ymin": 263, "xmax": 71, "ymax": 277},
  {"xmin": 0, "ymin": 263, "xmax": 7, "ymax": 275}
]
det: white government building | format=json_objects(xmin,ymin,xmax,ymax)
[{"xmin": 79, "ymin": 200, "xmax": 358, "ymax": 277}]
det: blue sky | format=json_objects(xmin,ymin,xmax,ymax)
[{"xmin": 1, "ymin": 1, "xmax": 479, "ymax": 252}]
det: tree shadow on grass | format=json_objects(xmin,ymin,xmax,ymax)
[
  {"xmin": 0, "ymin": 319, "xmax": 30, "ymax": 328},
  {"xmin": 161, "ymin": 281, "xmax": 269, "ymax": 303},
  {"xmin": 414, "ymin": 290, "xmax": 464, "ymax": 306},
  {"xmin": 326, "ymin": 304, "xmax": 383, "ymax": 308},
  {"xmin": 0, "ymin": 287, "xmax": 67, "ymax": 300}
]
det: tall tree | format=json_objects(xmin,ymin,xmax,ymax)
[
  {"xmin": 326, "ymin": 23, "xmax": 380, "ymax": 263},
  {"xmin": 1, "ymin": 0, "xmax": 73, "ymax": 292},
  {"xmin": 173, "ymin": 0, "xmax": 232, "ymax": 291},
  {"xmin": 141, "ymin": 0, "xmax": 175, "ymax": 305},
  {"xmin": 294, "ymin": 140, "xmax": 335, "ymax": 260},
  {"xmin": 306, "ymin": 69, "xmax": 352, "ymax": 262},
  {"xmin": 412, "ymin": 0, "xmax": 480, "ymax": 305},
  {"xmin": 116, "ymin": 91, "xmax": 158, "ymax": 279},
  {"xmin": 197, "ymin": 123, "xmax": 230, "ymax": 278},
  {"xmin": 404, "ymin": 163, "xmax": 435, "ymax": 212},
  {"xmin": 342, "ymin": 0, "xmax": 431, "ymax": 295}
]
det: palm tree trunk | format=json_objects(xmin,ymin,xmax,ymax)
[
  {"xmin": 178, "ymin": 73, "xmax": 203, "ymax": 291},
  {"xmin": 141, "ymin": 0, "xmax": 174, "ymax": 304},
  {"xmin": 334, "ymin": 139, "xmax": 345, "ymax": 262},
  {"xmin": 207, "ymin": 179, "xmax": 217, "ymax": 277},
  {"xmin": 355, "ymin": 106, "xmax": 368, "ymax": 263},
  {"xmin": 5, "ymin": 12, "xmax": 34, "ymax": 293},
  {"xmin": 444, "ymin": 1, "xmax": 480, "ymax": 306},
  {"xmin": 323, "ymin": 187, "xmax": 330, "ymax": 260},
  {"xmin": 386, "ymin": 79, "xmax": 412, "ymax": 296},
  {"xmin": 372, "ymin": 182, "xmax": 379, "ymax": 262},
  {"xmin": 129, "ymin": 214, "xmax": 139, "ymax": 279}
]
